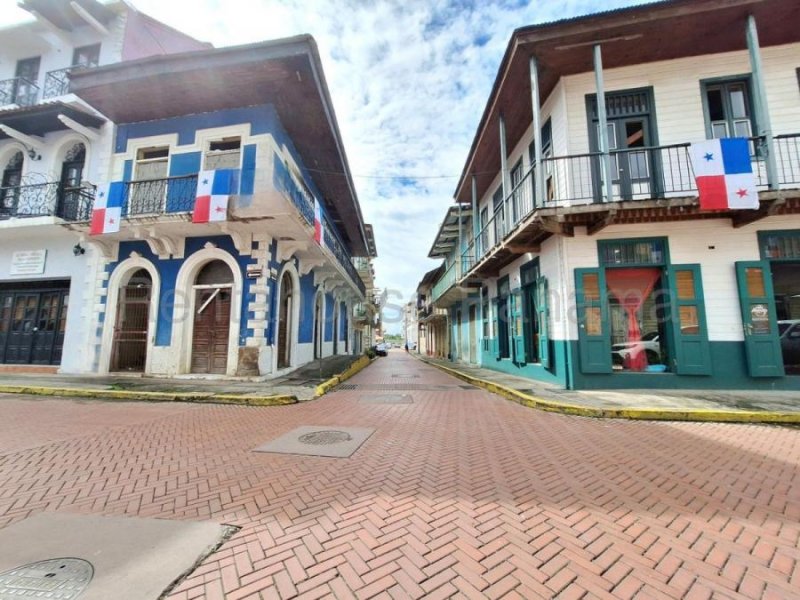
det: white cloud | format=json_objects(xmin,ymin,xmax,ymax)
[{"xmin": 1, "ymin": 0, "xmax": 651, "ymax": 334}]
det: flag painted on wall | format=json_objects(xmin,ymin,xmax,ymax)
[
  {"xmin": 89, "ymin": 182, "xmax": 124, "ymax": 235},
  {"xmin": 193, "ymin": 169, "xmax": 235, "ymax": 223},
  {"xmin": 689, "ymin": 138, "xmax": 758, "ymax": 210},
  {"xmin": 313, "ymin": 198, "xmax": 325, "ymax": 246}
]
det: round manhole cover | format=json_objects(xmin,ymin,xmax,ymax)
[
  {"xmin": 0, "ymin": 558, "xmax": 93, "ymax": 599},
  {"xmin": 298, "ymin": 430, "xmax": 352, "ymax": 445}
]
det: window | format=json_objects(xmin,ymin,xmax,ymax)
[
  {"xmin": 204, "ymin": 137, "xmax": 241, "ymax": 170},
  {"xmin": 576, "ymin": 239, "xmax": 711, "ymax": 376},
  {"xmin": 0, "ymin": 151, "xmax": 23, "ymax": 215},
  {"xmin": 528, "ymin": 118, "xmax": 554, "ymax": 203},
  {"xmin": 703, "ymin": 78, "xmax": 755, "ymax": 139},
  {"xmin": 479, "ymin": 206, "xmax": 489, "ymax": 254},
  {"xmin": 72, "ymin": 44, "xmax": 101, "ymax": 68},
  {"xmin": 14, "ymin": 57, "xmax": 40, "ymax": 105},
  {"xmin": 510, "ymin": 159, "xmax": 524, "ymax": 224},
  {"xmin": 492, "ymin": 186, "xmax": 504, "ymax": 245},
  {"xmin": 131, "ymin": 147, "xmax": 169, "ymax": 215}
]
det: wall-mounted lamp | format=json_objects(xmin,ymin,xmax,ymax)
[
  {"xmin": 73, "ymin": 243, "xmax": 85, "ymax": 256},
  {"xmin": 26, "ymin": 147, "xmax": 41, "ymax": 161}
]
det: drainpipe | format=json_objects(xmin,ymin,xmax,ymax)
[
  {"xmin": 529, "ymin": 56, "xmax": 544, "ymax": 207},
  {"xmin": 594, "ymin": 44, "xmax": 615, "ymax": 203},
  {"xmin": 746, "ymin": 14, "xmax": 779, "ymax": 191}
]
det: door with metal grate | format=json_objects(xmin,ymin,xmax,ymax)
[
  {"xmin": 191, "ymin": 288, "xmax": 231, "ymax": 374},
  {"xmin": 111, "ymin": 280, "xmax": 151, "ymax": 372},
  {"xmin": 0, "ymin": 289, "xmax": 68, "ymax": 365}
]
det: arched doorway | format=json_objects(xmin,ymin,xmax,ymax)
[
  {"xmin": 110, "ymin": 269, "xmax": 152, "ymax": 372},
  {"xmin": 277, "ymin": 271, "xmax": 293, "ymax": 369},
  {"xmin": 0, "ymin": 151, "xmax": 23, "ymax": 217},
  {"xmin": 190, "ymin": 260, "xmax": 233, "ymax": 374},
  {"xmin": 313, "ymin": 293, "xmax": 323, "ymax": 359},
  {"xmin": 58, "ymin": 142, "xmax": 86, "ymax": 220}
]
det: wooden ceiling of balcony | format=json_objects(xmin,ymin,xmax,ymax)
[
  {"xmin": 0, "ymin": 102, "xmax": 105, "ymax": 140},
  {"xmin": 19, "ymin": 0, "xmax": 116, "ymax": 31},
  {"xmin": 69, "ymin": 37, "xmax": 368, "ymax": 256},
  {"xmin": 455, "ymin": 0, "xmax": 799, "ymax": 206}
]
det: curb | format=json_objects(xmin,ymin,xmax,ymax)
[
  {"xmin": 314, "ymin": 355, "xmax": 373, "ymax": 398},
  {"xmin": 0, "ymin": 385, "xmax": 298, "ymax": 407},
  {"xmin": 415, "ymin": 357, "xmax": 800, "ymax": 424}
]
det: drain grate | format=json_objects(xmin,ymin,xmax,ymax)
[
  {"xmin": 391, "ymin": 373, "xmax": 420, "ymax": 378},
  {"xmin": 298, "ymin": 430, "xmax": 352, "ymax": 445},
  {"xmin": 0, "ymin": 558, "xmax": 93, "ymax": 599},
  {"xmin": 360, "ymin": 394, "xmax": 414, "ymax": 404}
]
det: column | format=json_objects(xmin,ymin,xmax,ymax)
[
  {"xmin": 594, "ymin": 44, "xmax": 615, "ymax": 203},
  {"xmin": 529, "ymin": 56, "xmax": 545, "ymax": 207},
  {"xmin": 746, "ymin": 14, "xmax": 779, "ymax": 190}
]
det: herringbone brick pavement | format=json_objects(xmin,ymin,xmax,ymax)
[{"xmin": 0, "ymin": 352, "xmax": 799, "ymax": 599}]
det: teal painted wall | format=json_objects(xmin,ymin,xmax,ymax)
[
  {"xmin": 478, "ymin": 340, "xmax": 569, "ymax": 388},
  {"xmin": 570, "ymin": 341, "xmax": 800, "ymax": 391}
]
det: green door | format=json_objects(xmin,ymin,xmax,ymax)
[
  {"xmin": 511, "ymin": 291, "xmax": 526, "ymax": 364},
  {"xmin": 667, "ymin": 264, "xmax": 711, "ymax": 375},
  {"xmin": 575, "ymin": 268, "xmax": 612, "ymax": 373},
  {"xmin": 536, "ymin": 276, "xmax": 550, "ymax": 369},
  {"xmin": 735, "ymin": 261, "xmax": 784, "ymax": 378}
]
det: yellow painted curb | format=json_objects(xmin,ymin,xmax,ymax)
[
  {"xmin": 0, "ymin": 385, "xmax": 298, "ymax": 407},
  {"xmin": 314, "ymin": 355, "xmax": 372, "ymax": 398},
  {"xmin": 416, "ymin": 357, "xmax": 800, "ymax": 424}
]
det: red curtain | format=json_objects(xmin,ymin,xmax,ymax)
[{"xmin": 605, "ymin": 268, "xmax": 661, "ymax": 371}]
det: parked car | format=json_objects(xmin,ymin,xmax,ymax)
[
  {"xmin": 374, "ymin": 342, "xmax": 389, "ymax": 357},
  {"xmin": 779, "ymin": 320, "xmax": 800, "ymax": 365},
  {"xmin": 611, "ymin": 331, "xmax": 661, "ymax": 366}
]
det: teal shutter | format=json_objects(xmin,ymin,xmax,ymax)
[
  {"xmin": 537, "ymin": 276, "xmax": 550, "ymax": 369},
  {"xmin": 735, "ymin": 261, "xmax": 784, "ymax": 377},
  {"xmin": 667, "ymin": 264, "xmax": 711, "ymax": 375},
  {"xmin": 575, "ymin": 268, "xmax": 612, "ymax": 374},
  {"xmin": 511, "ymin": 291, "xmax": 526, "ymax": 364}
]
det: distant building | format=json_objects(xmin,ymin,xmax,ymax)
[{"xmin": 421, "ymin": 0, "xmax": 800, "ymax": 391}]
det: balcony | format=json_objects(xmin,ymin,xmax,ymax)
[
  {"xmin": 0, "ymin": 77, "xmax": 39, "ymax": 107},
  {"xmin": 0, "ymin": 181, "xmax": 94, "ymax": 221},
  {"xmin": 273, "ymin": 155, "xmax": 366, "ymax": 296},
  {"xmin": 43, "ymin": 67, "xmax": 74, "ymax": 99},
  {"xmin": 462, "ymin": 134, "xmax": 800, "ymax": 279},
  {"xmin": 430, "ymin": 257, "xmax": 472, "ymax": 307},
  {"xmin": 121, "ymin": 174, "xmax": 199, "ymax": 217}
]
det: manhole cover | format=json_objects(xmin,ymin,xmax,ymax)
[
  {"xmin": 0, "ymin": 558, "xmax": 93, "ymax": 599},
  {"xmin": 392, "ymin": 373, "xmax": 419, "ymax": 378},
  {"xmin": 298, "ymin": 430, "xmax": 352, "ymax": 445}
]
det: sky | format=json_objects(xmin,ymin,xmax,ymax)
[{"xmin": 2, "ymin": 0, "xmax": 650, "ymax": 334}]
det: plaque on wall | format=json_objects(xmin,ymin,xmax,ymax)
[{"xmin": 9, "ymin": 250, "xmax": 47, "ymax": 276}]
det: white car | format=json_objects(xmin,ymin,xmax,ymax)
[{"xmin": 611, "ymin": 331, "xmax": 660, "ymax": 365}]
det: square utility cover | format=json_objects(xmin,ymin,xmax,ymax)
[
  {"xmin": 0, "ymin": 513, "xmax": 229, "ymax": 600},
  {"xmin": 254, "ymin": 426, "xmax": 375, "ymax": 458}
]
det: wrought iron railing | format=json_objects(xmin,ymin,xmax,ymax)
[
  {"xmin": 323, "ymin": 214, "xmax": 366, "ymax": 296},
  {"xmin": 0, "ymin": 77, "xmax": 39, "ymax": 106},
  {"xmin": 0, "ymin": 181, "xmax": 94, "ymax": 220},
  {"xmin": 273, "ymin": 154, "xmax": 315, "ymax": 225},
  {"xmin": 43, "ymin": 67, "xmax": 73, "ymax": 99},
  {"xmin": 776, "ymin": 134, "xmax": 800, "ymax": 186},
  {"xmin": 121, "ymin": 174, "xmax": 198, "ymax": 216},
  {"xmin": 431, "ymin": 258, "xmax": 467, "ymax": 304}
]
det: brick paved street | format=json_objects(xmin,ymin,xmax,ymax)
[{"xmin": 1, "ymin": 352, "xmax": 799, "ymax": 599}]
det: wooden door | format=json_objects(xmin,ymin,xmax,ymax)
[
  {"xmin": 736, "ymin": 261, "xmax": 784, "ymax": 377},
  {"xmin": 191, "ymin": 288, "xmax": 231, "ymax": 374},
  {"xmin": 111, "ymin": 283, "xmax": 151, "ymax": 372}
]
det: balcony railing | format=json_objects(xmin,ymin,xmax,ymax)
[
  {"xmin": 43, "ymin": 67, "xmax": 73, "ymax": 99},
  {"xmin": 121, "ymin": 174, "xmax": 199, "ymax": 217},
  {"xmin": 273, "ymin": 154, "xmax": 366, "ymax": 296},
  {"xmin": 0, "ymin": 77, "xmax": 39, "ymax": 106},
  {"xmin": 466, "ymin": 133, "xmax": 800, "ymax": 270},
  {"xmin": 0, "ymin": 181, "xmax": 94, "ymax": 220},
  {"xmin": 430, "ymin": 256, "xmax": 471, "ymax": 305}
]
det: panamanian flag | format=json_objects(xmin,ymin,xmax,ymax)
[
  {"xmin": 313, "ymin": 198, "xmax": 325, "ymax": 247},
  {"xmin": 89, "ymin": 182, "xmax": 124, "ymax": 235},
  {"xmin": 192, "ymin": 169, "xmax": 235, "ymax": 223},
  {"xmin": 689, "ymin": 138, "xmax": 758, "ymax": 210}
]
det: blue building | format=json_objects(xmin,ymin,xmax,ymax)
[{"xmin": 64, "ymin": 37, "xmax": 376, "ymax": 376}]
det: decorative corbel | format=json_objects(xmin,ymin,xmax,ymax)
[
  {"xmin": 276, "ymin": 239, "xmax": 307, "ymax": 263},
  {"xmin": 298, "ymin": 256, "xmax": 325, "ymax": 276},
  {"xmin": 221, "ymin": 223, "xmax": 253, "ymax": 256}
]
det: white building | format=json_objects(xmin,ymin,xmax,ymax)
[{"xmin": 0, "ymin": 0, "xmax": 209, "ymax": 373}]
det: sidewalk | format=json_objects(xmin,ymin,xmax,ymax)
[
  {"xmin": 0, "ymin": 354, "xmax": 361, "ymax": 404},
  {"xmin": 417, "ymin": 354, "xmax": 800, "ymax": 422}
]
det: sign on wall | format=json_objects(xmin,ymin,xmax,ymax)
[{"xmin": 10, "ymin": 250, "xmax": 47, "ymax": 276}]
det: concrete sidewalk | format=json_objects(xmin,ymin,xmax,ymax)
[
  {"xmin": 0, "ymin": 354, "xmax": 362, "ymax": 403},
  {"xmin": 417, "ymin": 354, "xmax": 800, "ymax": 422}
]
